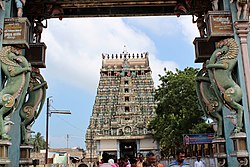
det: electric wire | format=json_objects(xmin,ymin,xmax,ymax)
[{"xmin": 50, "ymin": 105, "xmax": 84, "ymax": 133}]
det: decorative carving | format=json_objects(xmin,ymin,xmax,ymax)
[
  {"xmin": 33, "ymin": 17, "xmax": 47, "ymax": 43},
  {"xmin": 230, "ymin": 0, "xmax": 249, "ymax": 21},
  {"xmin": 206, "ymin": 38, "xmax": 243, "ymax": 133},
  {"xmin": 192, "ymin": 13, "xmax": 207, "ymax": 38},
  {"xmin": 16, "ymin": 0, "xmax": 26, "ymax": 17},
  {"xmin": 86, "ymin": 52, "xmax": 156, "ymax": 160},
  {"xmin": 4, "ymin": 116, "xmax": 14, "ymax": 136},
  {"xmin": 0, "ymin": 0, "xmax": 4, "ymax": 10},
  {"xmin": 218, "ymin": 158, "xmax": 226, "ymax": 167},
  {"xmin": 46, "ymin": 4, "xmax": 64, "ymax": 20},
  {"xmin": 174, "ymin": 0, "xmax": 192, "ymax": 17},
  {"xmin": 24, "ymin": 1, "xmax": 213, "ymax": 19},
  {"xmin": 196, "ymin": 63, "xmax": 223, "ymax": 137},
  {"xmin": 211, "ymin": 0, "xmax": 219, "ymax": 11},
  {"xmin": 238, "ymin": 157, "xmax": 248, "ymax": 167},
  {"xmin": 20, "ymin": 67, "xmax": 47, "ymax": 144},
  {"xmin": 124, "ymin": 126, "xmax": 132, "ymax": 135},
  {"xmin": 0, "ymin": 46, "xmax": 31, "ymax": 140},
  {"xmin": 230, "ymin": 132, "xmax": 249, "ymax": 166},
  {"xmin": 212, "ymin": 138, "xmax": 227, "ymax": 167}
]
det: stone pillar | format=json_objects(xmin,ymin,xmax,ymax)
[
  {"xmin": 8, "ymin": 103, "xmax": 21, "ymax": 167},
  {"xmin": 0, "ymin": 140, "xmax": 11, "ymax": 167},
  {"xmin": 234, "ymin": 21, "xmax": 250, "ymax": 109},
  {"xmin": 222, "ymin": 108, "xmax": 237, "ymax": 166},
  {"xmin": 230, "ymin": 132, "xmax": 249, "ymax": 167},
  {"xmin": 136, "ymin": 140, "xmax": 140, "ymax": 154},
  {"xmin": 117, "ymin": 140, "xmax": 120, "ymax": 159},
  {"xmin": 233, "ymin": 21, "xmax": 250, "ymax": 166},
  {"xmin": 212, "ymin": 138, "xmax": 227, "ymax": 167},
  {"xmin": 19, "ymin": 145, "xmax": 33, "ymax": 167}
]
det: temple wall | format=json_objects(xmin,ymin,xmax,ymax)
[
  {"xmin": 99, "ymin": 140, "xmax": 117, "ymax": 151},
  {"xmin": 140, "ymin": 138, "xmax": 158, "ymax": 150}
]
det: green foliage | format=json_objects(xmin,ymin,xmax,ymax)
[
  {"xmin": 30, "ymin": 132, "xmax": 46, "ymax": 152},
  {"xmin": 148, "ymin": 67, "xmax": 213, "ymax": 156},
  {"xmin": 189, "ymin": 122, "xmax": 214, "ymax": 134}
]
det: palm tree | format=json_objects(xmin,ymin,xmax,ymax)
[{"xmin": 31, "ymin": 132, "xmax": 46, "ymax": 152}]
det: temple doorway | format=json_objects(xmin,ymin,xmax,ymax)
[{"xmin": 119, "ymin": 140, "xmax": 137, "ymax": 158}]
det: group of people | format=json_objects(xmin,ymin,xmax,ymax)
[
  {"xmin": 98, "ymin": 150, "xmax": 205, "ymax": 167},
  {"xmin": 168, "ymin": 149, "xmax": 205, "ymax": 167},
  {"xmin": 97, "ymin": 152, "xmax": 163, "ymax": 167},
  {"xmin": 79, "ymin": 149, "xmax": 206, "ymax": 167}
]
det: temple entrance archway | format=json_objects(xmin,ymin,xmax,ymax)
[
  {"xmin": 120, "ymin": 140, "xmax": 137, "ymax": 158},
  {"xmin": 0, "ymin": 0, "xmax": 250, "ymax": 167}
]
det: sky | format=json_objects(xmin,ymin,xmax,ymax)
[{"xmin": 32, "ymin": 15, "xmax": 201, "ymax": 149}]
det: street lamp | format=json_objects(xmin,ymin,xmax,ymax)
[{"xmin": 45, "ymin": 96, "xmax": 71, "ymax": 164}]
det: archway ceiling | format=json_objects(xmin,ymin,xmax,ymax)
[{"xmin": 24, "ymin": 0, "xmax": 211, "ymax": 19}]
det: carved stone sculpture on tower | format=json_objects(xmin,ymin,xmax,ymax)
[{"xmin": 85, "ymin": 52, "xmax": 157, "ymax": 161}]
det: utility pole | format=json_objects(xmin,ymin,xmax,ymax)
[
  {"xmin": 45, "ymin": 97, "xmax": 71, "ymax": 165},
  {"xmin": 67, "ymin": 134, "xmax": 69, "ymax": 148},
  {"xmin": 45, "ymin": 97, "xmax": 50, "ymax": 165},
  {"xmin": 66, "ymin": 135, "xmax": 85, "ymax": 149}
]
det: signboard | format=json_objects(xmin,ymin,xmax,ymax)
[
  {"xmin": 183, "ymin": 133, "xmax": 214, "ymax": 145},
  {"xmin": 3, "ymin": 17, "xmax": 30, "ymax": 48},
  {"xmin": 206, "ymin": 11, "xmax": 233, "ymax": 40}
]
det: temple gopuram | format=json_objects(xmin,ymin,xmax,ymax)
[{"xmin": 85, "ymin": 52, "xmax": 159, "ymax": 161}]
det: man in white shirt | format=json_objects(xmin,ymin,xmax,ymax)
[{"xmin": 194, "ymin": 156, "xmax": 205, "ymax": 167}]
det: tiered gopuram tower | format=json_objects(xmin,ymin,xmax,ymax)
[{"xmin": 85, "ymin": 51, "xmax": 159, "ymax": 162}]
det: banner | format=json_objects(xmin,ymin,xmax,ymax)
[{"xmin": 183, "ymin": 133, "xmax": 214, "ymax": 145}]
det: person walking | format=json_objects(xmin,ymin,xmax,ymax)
[
  {"xmin": 194, "ymin": 156, "xmax": 205, "ymax": 167},
  {"xmin": 101, "ymin": 152, "xmax": 112, "ymax": 167},
  {"xmin": 136, "ymin": 153, "xmax": 144, "ymax": 167},
  {"xmin": 168, "ymin": 149, "xmax": 191, "ymax": 167},
  {"xmin": 143, "ymin": 152, "xmax": 157, "ymax": 167}
]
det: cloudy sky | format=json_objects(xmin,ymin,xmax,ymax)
[{"xmin": 32, "ymin": 15, "xmax": 201, "ymax": 149}]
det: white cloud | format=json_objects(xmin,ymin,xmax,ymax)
[
  {"xmin": 149, "ymin": 56, "xmax": 178, "ymax": 87},
  {"xmin": 178, "ymin": 16, "xmax": 200, "ymax": 44},
  {"xmin": 43, "ymin": 17, "xmax": 180, "ymax": 92},
  {"xmin": 125, "ymin": 15, "xmax": 199, "ymax": 45}
]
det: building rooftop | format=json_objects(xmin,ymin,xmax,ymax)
[{"xmin": 101, "ymin": 52, "xmax": 149, "ymax": 69}]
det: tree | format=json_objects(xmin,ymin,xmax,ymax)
[
  {"xmin": 31, "ymin": 132, "xmax": 46, "ymax": 152},
  {"xmin": 148, "ymin": 67, "xmax": 213, "ymax": 156}
]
